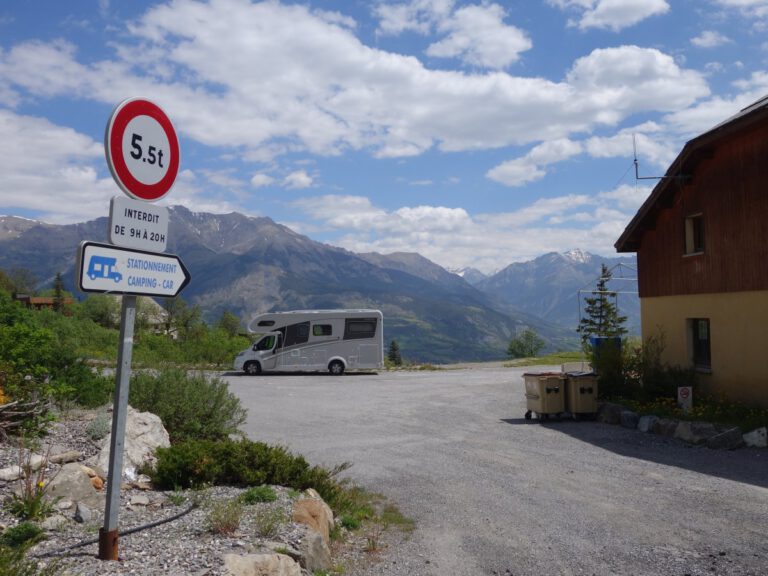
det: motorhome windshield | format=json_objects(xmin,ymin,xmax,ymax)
[{"xmin": 254, "ymin": 335, "xmax": 276, "ymax": 351}]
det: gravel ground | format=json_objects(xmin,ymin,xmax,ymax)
[
  {"xmin": 0, "ymin": 409, "xmax": 396, "ymax": 575},
  {"xmin": 227, "ymin": 364, "xmax": 768, "ymax": 576}
]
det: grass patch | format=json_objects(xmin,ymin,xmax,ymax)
[{"xmin": 504, "ymin": 350, "xmax": 585, "ymax": 367}]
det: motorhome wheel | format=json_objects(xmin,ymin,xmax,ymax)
[
  {"xmin": 244, "ymin": 361, "xmax": 261, "ymax": 375},
  {"xmin": 328, "ymin": 360, "xmax": 345, "ymax": 375}
]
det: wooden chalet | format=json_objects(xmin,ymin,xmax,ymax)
[{"xmin": 616, "ymin": 95, "xmax": 768, "ymax": 407}]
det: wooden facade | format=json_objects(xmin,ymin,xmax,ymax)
[
  {"xmin": 635, "ymin": 124, "xmax": 768, "ymax": 298},
  {"xmin": 618, "ymin": 97, "xmax": 768, "ymax": 296}
]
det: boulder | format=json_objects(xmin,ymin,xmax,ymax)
[
  {"xmin": 74, "ymin": 502, "xmax": 92, "ymax": 523},
  {"xmin": 41, "ymin": 514, "xmax": 69, "ymax": 531},
  {"xmin": 620, "ymin": 410, "xmax": 640, "ymax": 430},
  {"xmin": 223, "ymin": 553, "xmax": 302, "ymax": 576},
  {"xmin": 638, "ymin": 415, "xmax": 659, "ymax": 433},
  {"xmin": 674, "ymin": 421, "xmax": 718, "ymax": 445},
  {"xmin": 0, "ymin": 454, "xmax": 45, "ymax": 482},
  {"xmin": 706, "ymin": 427, "xmax": 744, "ymax": 450},
  {"xmin": 296, "ymin": 526, "xmax": 332, "ymax": 573},
  {"xmin": 89, "ymin": 406, "xmax": 170, "ymax": 479},
  {"xmin": 292, "ymin": 495, "xmax": 334, "ymax": 545},
  {"xmin": 597, "ymin": 402, "xmax": 624, "ymax": 425},
  {"xmin": 651, "ymin": 418, "xmax": 679, "ymax": 437},
  {"xmin": 46, "ymin": 462, "xmax": 105, "ymax": 509},
  {"xmin": 743, "ymin": 427, "xmax": 767, "ymax": 448}
]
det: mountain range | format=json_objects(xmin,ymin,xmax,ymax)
[{"xmin": 0, "ymin": 209, "xmax": 637, "ymax": 363}]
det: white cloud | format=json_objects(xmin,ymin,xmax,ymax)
[
  {"xmin": 290, "ymin": 189, "xmax": 651, "ymax": 272},
  {"xmin": 374, "ymin": 0, "xmax": 455, "ymax": 35},
  {"xmin": 691, "ymin": 30, "xmax": 732, "ymax": 48},
  {"xmin": 0, "ymin": 3, "xmax": 709, "ymax": 165},
  {"xmin": 425, "ymin": 4, "xmax": 532, "ymax": 69},
  {"xmin": 283, "ymin": 170, "xmax": 313, "ymax": 189},
  {"xmin": 0, "ymin": 109, "xmax": 112, "ymax": 223},
  {"xmin": 487, "ymin": 139, "xmax": 583, "ymax": 187},
  {"xmin": 713, "ymin": 0, "xmax": 768, "ymax": 19},
  {"xmin": 250, "ymin": 173, "xmax": 275, "ymax": 188},
  {"xmin": 548, "ymin": 0, "xmax": 670, "ymax": 32}
]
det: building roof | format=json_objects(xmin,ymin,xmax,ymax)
[{"xmin": 615, "ymin": 94, "xmax": 768, "ymax": 253}]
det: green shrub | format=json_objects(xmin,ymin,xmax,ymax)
[
  {"xmin": 206, "ymin": 498, "xmax": 243, "ymax": 536},
  {"xmin": 0, "ymin": 523, "xmax": 45, "ymax": 549},
  {"xmin": 86, "ymin": 412, "xmax": 112, "ymax": 441},
  {"xmin": 149, "ymin": 438, "xmax": 348, "ymax": 506},
  {"xmin": 129, "ymin": 368, "xmax": 246, "ymax": 443},
  {"xmin": 252, "ymin": 507, "xmax": 287, "ymax": 538},
  {"xmin": 240, "ymin": 485, "xmax": 277, "ymax": 504},
  {"xmin": 0, "ymin": 544, "xmax": 58, "ymax": 575}
]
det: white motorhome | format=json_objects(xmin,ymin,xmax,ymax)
[{"xmin": 234, "ymin": 309, "xmax": 384, "ymax": 375}]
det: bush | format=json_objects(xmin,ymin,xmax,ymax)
[
  {"xmin": 0, "ymin": 523, "xmax": 45, "ymax": 549},
  {"xmin": 206, "ymin": 498, "xmax": 243, "ymax": 536},
  {"xmin": 0, "ymin": 545, "xmax": 58, "ymax": 576},
  {"xmin": 129, "ymin": 368, "xmax": 247, "ymax": 443},
  {"xmin": 149, "ymin": 439, "xmax": 348, "ymax": 506},
  {"xmin": 239, "ymin": 485, "xmax": 277, "ymax": 504}
]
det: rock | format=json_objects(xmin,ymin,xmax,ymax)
[
  {"xmin": 74, "ymin": 502, "xmax": 92, "ymax": 523},
  {"xmin": 56, "ymin": 499, "xmax": 73, "ymax": 511},
  {"xmin": 46, "ymin": 462, "xmax": 105, "ymax": 509},
  {"xmin": 292, "ymin": 496, "xmax": 334, "ymax": 545},
  {"xmin": 90, "ymin": 476, "xmax": 104, "ymax": 491},
  {"xmin": 223, "ymin": 553, "xmax": 302, "ymax": 576},
  {"xmin": 597, "ymin": 402, "xmax": 624, "ymax": 425},
  {"xmin": 638, "ymin": 415, "xmax": 659, "ymax": 433},
  {"xmin": 263, "ymin": 542, "xmax": 301, "ymax": 562},
  {"xmin": 743, "ymin": 427, "xmax": 767, "ymax": 448},
  {"xmin": 620, "ymin": 410, "xmax": 640, "ymax": 429},
  {"xmin": 49, "ymin": 450, "xmax": 83, "ymax": 464},
  {"xmin": 651, "ymin": 418, "xmax": 679, "ymax": 437},
  {"xmin": 89, "ymin": 406, "xmax": 170, "ymax": 480},
  {"xmin": 41, "ymin": 514, "xmax": 69, "ymax": 531},
  {"xmin": 296, "ymin": 526, "xmax": 332, "ymax": 573},
  {"xmin": 706, "ymin": 427, "xmax": 744, "ymax": 450},
  {"xmin": 130, "ymin": 494, "xmax": 150, "ymax": 506},
  {"xmin": 0, "ymin": 454, "xmax": 46, "ymax": 482},
  {"xmin": 674, "ymin": 421, "xmax": 718, "ymax": 445}
]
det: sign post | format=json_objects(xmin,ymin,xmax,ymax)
[
  {"xmin": 93, "ymin": 97, "xmax": 183, "ymax": 561},
  {"xmin": 99, "ymin": 294, "xmax": 136, "ymax": 560}
]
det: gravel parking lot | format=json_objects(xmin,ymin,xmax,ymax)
[{"xmin": 225, "ymin": 364, "xmax": 767, "ymax": 576}]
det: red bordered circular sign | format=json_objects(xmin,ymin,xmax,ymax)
[{"xmin": 105, "ymin": 98, "xmax": 180, "ymax": 202}]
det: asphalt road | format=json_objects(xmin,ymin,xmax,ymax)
[{"xmin": 225, "ymin": 364, "xmax": 768, "ymax": 576}]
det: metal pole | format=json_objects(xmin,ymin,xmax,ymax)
[{"xmin": 99, "ymin": 294, "xmax": 136, "ymax": 561}]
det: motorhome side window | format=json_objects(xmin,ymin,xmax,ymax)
[
  {"xmin": 313, "ymin": 324, "xmax": 332, "ymax": 336},
  {"xmin": 343, "ymin": 318, "xmax": 377, "ymax": 340},
  {"xmin": 255, "ymin": 335, "xmax": 275, "ymax": 351},
  {"xmin": 284, "ymin": 322, "xmax": 310, "ymax": 347},
  {"xmin": 257, "ymin": 320, "xmax": 275, "ymax": 327}
]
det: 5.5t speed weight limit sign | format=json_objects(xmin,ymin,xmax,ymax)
[{"xmin": 105, "ymin": 98, "xmax": 180, "ymax": 202}]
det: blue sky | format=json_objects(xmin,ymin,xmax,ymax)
[{"xmin": 2, "ymin": 0, "xmax": 767, "ymax": 273}]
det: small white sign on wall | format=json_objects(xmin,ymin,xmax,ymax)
[{"xmin": 677, "ymin": 386, "xmax": 693, "ymax": 412}]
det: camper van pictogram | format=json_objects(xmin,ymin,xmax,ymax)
[{"xmin": 87, "ymin": 256, "xmax": 122, "ymax": 282}]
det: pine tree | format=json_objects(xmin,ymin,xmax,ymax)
[
  {"xmin": 387, "ymin": 339, "xmax": 403, "ymax": 366},
  {"xmin": 577, "ymin": 263, "xmax": 628, "ymax": 344},
  {"xmin": 52, "ymin": 272, "xmax": 65, "ymax": 313}
]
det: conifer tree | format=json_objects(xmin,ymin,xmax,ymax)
[
  {"xmin": 577, "ymin": 263, "xmax": 627, "ymax": 344},
  {"xmin": 53, "ymin": 272, "xmax": 65, "ymax": 313},
  {"xmin": 387, "ymin": 339, "xmax": 403, "ymax": 366}
]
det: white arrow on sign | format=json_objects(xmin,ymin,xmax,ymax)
[{"xmin": 78, "ymin": 241, "xmax": 190, "ymax": 298}]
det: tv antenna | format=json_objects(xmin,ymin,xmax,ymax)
[{"xmin": 633, "ymin": 134, "xmax": 666, "ymax": 181}]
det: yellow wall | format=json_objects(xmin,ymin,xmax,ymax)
[{"xmin": 641, "ymin": 291, "xmax": 768, "ymax": 408}]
